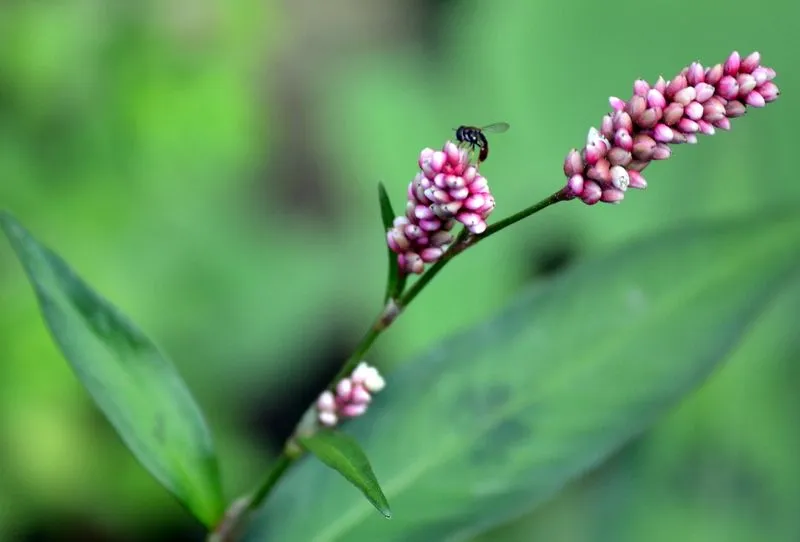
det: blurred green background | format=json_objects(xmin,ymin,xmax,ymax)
[{"xmin": 0, "ymin": 0, "xmax": 796, "ymax": 540}]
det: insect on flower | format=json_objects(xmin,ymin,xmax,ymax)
[{"xmin": 454, "ymin": 122, "xmax": 510, "ymax": 163}]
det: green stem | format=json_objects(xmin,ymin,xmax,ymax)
[
  {"xmin": 397, "ymin": 228, "xmax": 470, "ymax": 308},
  {"xmin": 222, "ymin": 186, "xmax": 569, "ymax": 540},
  {"xmin": 479, "ymin": 188, "xmax": 568, "ymax": 240},
  {"xmin": 396, "ymin": 188, "xmax": 567, "ymax": 308},
  {"xmin": 246, "ymin": 450, "xmax": 294, "ymax": 512},
  {"xmin": 233, "ymin": 310, "xmax": 390, "ymax": 522}
]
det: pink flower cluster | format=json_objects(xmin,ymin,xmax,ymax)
[
  {"xmin": 386, "ymin": 142, "xmax": 496, "ymax": 274},
  {"xmin": 563, "ymin": 51, "xmax": 779, "ymax": 205},
  {"xmin": 316, "ymin": 362, "xmax": 386, "ymax": 427}
]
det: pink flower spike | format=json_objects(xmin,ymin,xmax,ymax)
[
  {"xmin": 561, "ymin": 51, "xmax": 779, "ymax": 207},
  {"xmin": 316, "ymin": 362, "xmax": 386, "ymax": 427},
  {"xmin": 387, "ymin": 139, "xmax": 496, "ymax": 273}
]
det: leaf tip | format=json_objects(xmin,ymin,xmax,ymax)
[{"xmin": 377, "ymin": 181, "xmax": 396, "ymax": 231}]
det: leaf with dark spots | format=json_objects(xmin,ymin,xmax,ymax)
[
  {"xmin": 0, "ymin": 212, "xmax": 225, "ymax": 527},
  {"xmin": 244, "ymin": 207, "xmax": 800, "ymax": 541}
]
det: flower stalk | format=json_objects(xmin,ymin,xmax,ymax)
[{"xmin": 216, "ymin": 50, "xmax": 779, "ymax": 541}]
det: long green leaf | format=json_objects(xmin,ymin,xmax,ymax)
[
  {"xmin": 243, "ymin": 207, "xmax": 800, "ymax": 541},
  {"xmin": 299, "ymin": 430, "xmax": 392, "ymax": 518},
  {"xmin": 475, "ymin": 271, "xmax": 800, "ymax": 542},
  {"xmin": 0, "ymin": 212, "xmax": 225, "ymax": 527}
]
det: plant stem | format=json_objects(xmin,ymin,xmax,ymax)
[
  {"xmin": 223, "ymin": 186, "xmax": 569, "ymax": 540},
  {"xmin": 396, "ymin": 188, "xmax": 567, "ymax": 308},
  {"xmin": 246, "ymin": 450, "xmax": 294, "ymax": 512},
  {"xmin": 479, "ymin": 188, "xmax": 568, "ymax": 240},
  {"xmin": 238, "ymin": 312, "xmax": 390, "ymax": 518},
  {"xmin": 396, "ymin": 227, "xmax": 470, "ymax": 308}
]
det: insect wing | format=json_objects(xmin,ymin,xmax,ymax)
[{"xmin": 479, "ymin": 122, "xmax": 510, "ymax": 134}]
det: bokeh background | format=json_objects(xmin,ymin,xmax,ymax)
[{"xmin": 0, "ymin": 0, "xmax": 797, "ymax": 540}]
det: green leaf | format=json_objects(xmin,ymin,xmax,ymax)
[
  {"xmin": 378, "ymin": 182, "xmax": 406, "ymax": 301},
  {"xmin": 243, "ymin": 207, "xmax": 800, "ymax": 542},
  {"xmin": 475, "ymin": 270, "xmax": 800, "ymax": 542},
  {"xmin": 299, "ymin": 430, "xmax": 392, "ymax": 519},
  {"xmin": 0, "ymin": 212, "xmax": 225, "ymax": 527}
]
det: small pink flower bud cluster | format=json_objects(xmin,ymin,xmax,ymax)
[
  {"xmin": 563, "ymin": 51, "xmax": 779, "ymax": 205},
  {"xmin": 316, "ymin": 362, "xmax": 386, "ymax": 427},
  {"xmin": 386, "ymin": 141, "xmax": 496, "ymax": 274}
]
